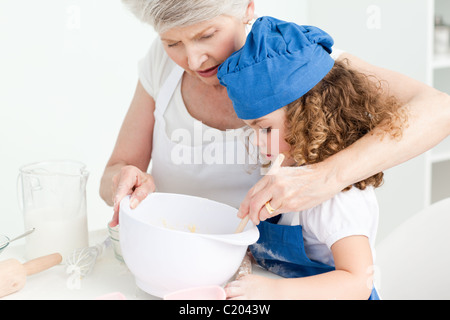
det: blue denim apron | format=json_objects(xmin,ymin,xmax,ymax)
[{"xmin": 249, "ymin": 216, "xmax": 379, "ymax": 300}]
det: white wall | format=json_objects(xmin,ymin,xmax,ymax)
[
  {"xmin": 0, "ymin": 0, "xmax": 155, "ymax": 236},
  {"xmin": 255, "ymin": 0, "xmax": 308, "ymax": 23},
  {"xmin": 0, "ymin": 1, "xmax": 307, "ymax": 238}
]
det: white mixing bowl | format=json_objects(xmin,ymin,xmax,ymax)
[{"xmin": 119, "ymin": 193, "xmax": 259, "ymax": 298}]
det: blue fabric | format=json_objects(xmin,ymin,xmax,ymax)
[
  {"xmin": 217, "ymin": 16, "xmax": 335, "ymax": 120},
  {"xmin": 249, "ymin": 216, "xmax": 380, "ymax": 300}
]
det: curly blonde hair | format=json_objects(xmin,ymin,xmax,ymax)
[{"xmin": 284, "ymin": 59, "xmax": 408, "ymax": 191}]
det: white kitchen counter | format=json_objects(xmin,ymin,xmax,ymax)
[
  {"xmin": 1, "ymin": 228, "xmax": 156, "ymax": 300},
  {"xmin": 0, "ymin": 229, "xmax": 278, "ymax": 300}
]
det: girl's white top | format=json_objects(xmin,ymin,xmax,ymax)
[{"xmin": 278, "ymin": 186, "xmax": 379, "ymax": 266}]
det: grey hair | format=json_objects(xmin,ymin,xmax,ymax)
[{"xmin": 122, "ymin": 0, "xmax": 252, "ymax": 34}]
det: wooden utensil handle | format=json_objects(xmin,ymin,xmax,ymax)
[
  {"xmin": 234, "ymin": 215, "xmax": 250, "ymax": 233},
  {"xmin": 23, "ymin": 253, "xmax": 62, "ymax": 276},
  {"xmin": 234, "ymin": 154, "xmax": 285, "ymax": 234},
  {"xmin": 0, "ymin": 259, "xmax": 27, "ymax": 298}
]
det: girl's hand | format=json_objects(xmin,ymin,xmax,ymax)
[
  {"xmin": 225, "ymin": 274, "xmax": 278, "ymax": 300},
  {"xmin": 238, "ymin": 161, "xmax": 343, "ymax": 225},
  {"xmin": 110, "ymin": 165, "xmax": 156, "ymax": 227}
]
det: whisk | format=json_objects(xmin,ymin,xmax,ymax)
[{"xmin": 66, "ymin": 237, "xmax": 111, "ymax": 289}]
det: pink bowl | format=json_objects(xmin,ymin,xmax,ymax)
[{"xmin": 164, "ymin": 286, "xmax": 226, "ymax": 300}]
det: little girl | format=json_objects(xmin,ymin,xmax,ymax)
[{"xmin": 217, "ymin": 17, "xmax": 407, "ymax": 300}]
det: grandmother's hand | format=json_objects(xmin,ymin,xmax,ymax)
[
  {"xmin": 110, "ymin": 165, "xmax": 156, "ymax": 227},
  {"xmin": 238, "ymin": 161, "xmax": 343, "ymax": 225}
]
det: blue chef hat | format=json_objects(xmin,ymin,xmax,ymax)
[{"xmin": 217, "ymin": 16, "xmax": 335, "ymax": 120}]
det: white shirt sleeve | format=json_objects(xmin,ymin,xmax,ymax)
[{"xmin": 301, "ymin": 186, "xmax": 379, "ymax": 250}]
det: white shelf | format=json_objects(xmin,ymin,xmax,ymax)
[
  {"xmin": 433, "ymin": 53, "xmax": 450, "ymax": 69},
  {"xmin": 430, "ymin": 136, "xmax": 450, "ymax": 163},
  {"xmin": 430, "ymin": 152, "xmax": 450, "ymax": 163}
]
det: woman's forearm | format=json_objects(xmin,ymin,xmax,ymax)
[
  {"xmin": 100, "ymin": 80, "xmax": 156, "ymax": 207},
  {"xmin": 238, "ymin": 54, "xmax": 450, "ymax": 219},
  {"xmin": 331, "ymin": 88, "xmax": 450, "ymax": 189},
  {"xmin": 333, "ymin": 53, "xmax": 450, "ymax": 187}
]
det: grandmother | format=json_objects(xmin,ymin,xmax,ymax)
[{"xmin": 100, "ymin": 0, "xmax": 450, "ymax": 227}]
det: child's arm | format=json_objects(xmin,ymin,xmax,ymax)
[
  {"xmin": 275, "ymin": 235, "xmax": 374, "ymax": 299},
  {"xmin": 225, "ymin": 235, "xmax": 374, "ymax": 300}
]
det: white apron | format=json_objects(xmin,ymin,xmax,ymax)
[{"xmin": 150, "ymin": 65, "xmax": 262, "ymax": 209}]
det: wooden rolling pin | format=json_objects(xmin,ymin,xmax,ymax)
[{"xmin": 0, "ymin": 253, "xmax": 62, "ymax": 298}]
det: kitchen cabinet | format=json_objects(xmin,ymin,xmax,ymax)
[{"xmin": 306, "ymin": 0, "xmax": 450, "ymax": 242}]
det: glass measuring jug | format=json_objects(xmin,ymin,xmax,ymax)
[{"xmin": 18, "ymin": 160, "xmax": 89, "ymax": 260}]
